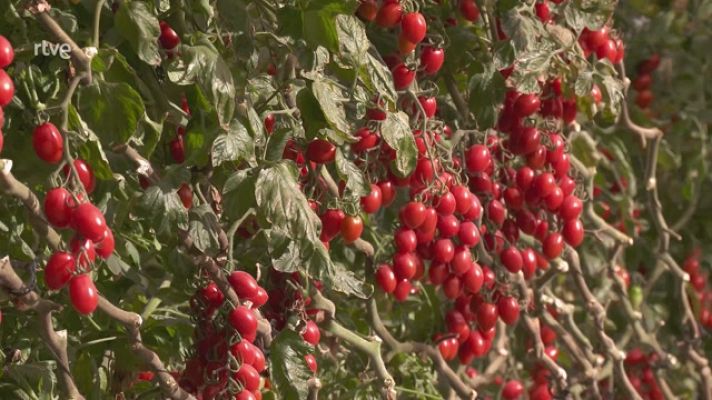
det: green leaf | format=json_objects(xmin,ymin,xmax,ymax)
[
  {"xmin": 165, "ymin": 41, "xmax": 236, "ymax": 127},
  {"xmin": 222, "ymin": 169, "xmax": 257, "ymax": 221},
  {"xmin": 265, "ymin": 128, "xmax": 292, "ymax": 162},
  {"xmin": 336, "ymin": 15, "xmax": 369, "ymax": 64},
  {"xmin": 77, "ymin": 81, "xmax": 145, "ymax": 144},
  {"xmin": 380, "ymin": 112, "xmax": 417, "ymax": 177},
  {"xmin": 311, "ymin": 78, "xmax": 351, "ymax": 140},
  {"xmin": 255, "ymin": 162, "xmax": 322, "ymax": 244},
  {"xmin": 255, "ymin": 162, "xmax": 369, "ymax": 297},
  {"xmin": 361, "ymin": 51, "xmax": 397, "ymax": 103},
  {"xmin": 188, "ymin": 205, "xmax": 222, "ymax": 256},
  {"xmin": 211, "ymin": 120, "xmax": 255, "ymax": 167},
  {"xmin": 269, "ymin": 329, "xmax": 313, "ymax": 400},
  {"xmin": 303, "ymin": 10, "xmax": 339, "ymax": 52},
  {"xmin": 335, "ymin": 149, "xmax": 370, "ymax": 201},
  {"xmin": 468, "ymin": 64, "xmax": 506, "ymax": 129},
  {"xmin": 69, "ymin": 106, "xmax": 113, "ymax": 180},
  {"xmin": 139, "ymin": 186, "xmax": 189, "ymax": 234},
  {"xmin": 296, "ymin": 89, "xmax": 329, "ymax": 140},
  {"xmin": 114, "ymin": 1, "xmax": 162, "ymax": 66}
]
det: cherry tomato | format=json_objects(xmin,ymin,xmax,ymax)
[
  {"xmin": 356, "ymin": 0, "xmax": 378, "ymax": 22},
  {"xmin": 0, "ymin": 70, "xmax": 14, "ymax": 107},
  {"xmin": 420, "ymin": 46, "xmax": 445, "ymax": 75},
  {"xmin": 69, "ymin": 274, "xmax": 99, "ymax": 314},
  {"xmin": 229, "ymin": 306, "xmax": 258, "ymax": 340},
  {"xmin": 44, "ymin": 252, "xmax": 76, "ymax": 290},
  {"xmin": 301, "ymin": 320, "xmax": 321, "ymax": 345},
  {"xmin": 340, "ymin": 215, "xmax": 364, "ymax": 244},
  {"xmin": 360, "ymin": 183, "xmax": 383, "ymax": 213},
  {"xmin": 63, "ymin": 159, "xmax": 96, "ymax": 193},
  {"xmin": 0, "ymin": 35, "xmax": 14, "ymax": 69},
  {"xmin": 376, "ymin": 264, "xmax": 397, "ymax": 293},
  {"xmin": 33, "ymin": 122, "xmax": 64, "ymax": 164},
  {"xmin": 95, "ymin": 229, "xmax": 115, "ymax": 259},
  {"xmin": 178, "ymin": 183, "xmax": 193, "ymax": 208},
  {"xmin": 306, "ymin": 139, "xmax": 336, "ymax": 163},
  {"xmin": 229, "ymin": 271, "xmax": 259, "ymax": 300},
  {"xmin": 71, "ymin": 203, "xmax": 107, "ymax": 242},
  {"xmin": 391, "ymin": 64, "xmax": 415, "ymax": 90},
  {"xmin": 375, "ymin": 2, "xmax": 402, "ymax": 28},
  {"xmin": 159, "ymin": 22, "xmax": 180, "ymax": 50},
  {"xmin": 401, "ymin": 12, "xmax": 427, "ymax": 44},
  {"xmin": 44, "ymin": 187, "xmax": 73, "ymax": 228}
]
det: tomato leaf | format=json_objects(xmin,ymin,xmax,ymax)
[
  {"xmin": 381, "ymin": 112, "xmax": 417, "ymax": 177},
  {"xmin": 114, "ymin": 1, "xmax": 161, "ymax": 66},
  {"xmin": 77, "ymin": 80, "xmax": 145, "ymax": 144},
  {"xmin": 335, "ymin": 149, "xmax": 370, "ymax": 201},
  {"xmin": 468, "ymin": 64, "xmax": 506, "ymax": 129},
  {"xmin": 211, "ymin": 119, "xmax": 255, "ymax": 167},
  {"xmin": 269, "ymin": 329, "xmax": 313, "ymax": 400}
]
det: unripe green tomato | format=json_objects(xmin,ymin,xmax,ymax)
[{"xmin": 629, "ymin": 285, "xmax": 643, "ymax": 310}]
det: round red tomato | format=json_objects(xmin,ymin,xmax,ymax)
[
  {"xmin": 264, "ymin": 114, "xmax": 275, "ymax": 134},
  {"xmin": 44, "ymin": 187, "xmax": 73, "ymax": 228},
  {"xmin": 352, "ymin": 127, "xmax": 380, "ymax": 153},
  {"xmin": 178, "ymin": 183, "xmax": 193, "ymax": 208},
  {"xmin": 356, "ymin": 0, "xmax": 378, "ymax": 22},
  {"xmin": 95, "ymin": 229, "xmax": 115, "ymax": 259},
  {"xmin": 64, "ymin": 159, "xmax": 96, "ymax": 193},
  {"xmin": 502, "ymin": 380, "xmax": 525, "ymax": 399},
  {"xmin": 69, "ymin": 274, "xmax": 99, "ymax": 315},
  {"xmin": 69, "ymin": 236, "xmax": 96, "ymax": 268},
  {"xmin": 170, "ymin": 135, "xmax": 185, "ymax": 163},
  {"xmin": 476, "ymin": 302, "xmax": 498, "ymax": 331},
  {"xmin": 497, "ymin": 296, "xmax": 520, "ymax": 325},
  {"xmin": 0, "ymin": 70, "xmax": 14, "ymax": 107},
  {"xmin": 562, "ymin": 219, "xmax": 584, "ymax": 247},
  {"xmin": 500, "ymin": 247, "xmax": 523, "ymax": 273},
  {"xmin": 0, "ymin": 35, "xmax": 14, "ymax": 69},
  {"xmin": 33, "ymin": 122, "xmax": 64, "ymax": 164},
  {"xmin": 304, "ymin": 354, "xmax": 318, "ymax": 373},
  {"xmin": 234, "ymin": 364, "xmax": 260, "ymax": 391},
  {"xmin": 235, "ymin": 390, "xmax": 256, "ymax": 400},
  {"xmin": 159, "ymin": 22, "xmax": 180, "ymax": 50},
  {"xmin": 420, "ymin": 46, "xmax": 445, "ymax": 75},
  {"xmin": 301, "ymin": 320, "xmax": 321, "ymax": 345},
  {"xmin": 229, "ymin": 271, "xmax": 259, "ymax": 300},
  {"xmin": 320, "ymin": 208, "xmax": 345, "ymax": 241},
  {"xmin": 399, "ymin": 201, "xmax": 426, "ymax": 229},
  {"xmin": 200, "ymin": 281, "xmax": 225, "ymax": 307},
  {"xmin": 542, "ymin": 232, "xmax": 565, "ymax": 259},
  {"xmin": 306, "ymin": 139, "xmax": 336, "ymax": 163},
  {"xmin": 375, "ymin": 2, "xmax": 402, "ymax": 28},
  {"xmin": 391, "ymin": 64, "xmax": 415, "ymax": 90},
  {"xmin": 71, "ymin": 203, "xmax": 108, "ymax": 242},
  {"xmin": 401, "ymin": 12, "xmax": 427, "ymax": 44},
  {"xmin": 360, "ymin": 183, "xmax": 383, "ymax": 213},
  {"xmin": 229, "ymin": 306, "xmax": 258, "ymax": 340},
  {"xmin": 376, "ymin": 264, "xmax": 397, "ymax": 293},
  {"xmin": 459, "ymin": 0, "xmax": 480, "ymax": 22},
  {"xmin": 340, "ymin": 215, "xmax": 364, "ymax": 244},
  {"xmin": 44, "ymin": 251, "xmax": 76, "ymax": 290}
]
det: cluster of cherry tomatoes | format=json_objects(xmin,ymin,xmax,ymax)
[
  {"xmin": 0, "ymin": 34, "xmax": 16, "ymax": 154},
  {"xmin": 178, "ymin": 271, "xmax": 269, "ymax": 400},
  {"xmin": 684, "ymin": 250, "xmax": 712, "ymax": 330},
  {"xmin": 40, "ymin": 122, "xmax": 114, "ymax": 314},
  {"xmin": 631, "ymin": 53, "xmax": 661, "ymax": 110},
  {"xmin": 620, "ymin": 348, "xmax": 665, "ymax": 400}
]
